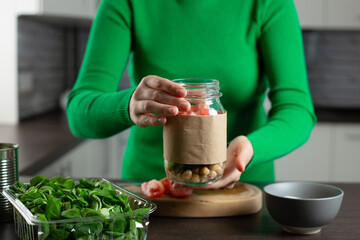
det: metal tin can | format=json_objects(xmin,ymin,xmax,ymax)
[{"xmin": 0, "ymin": 143, "xmax": 19, "ymax": 222}]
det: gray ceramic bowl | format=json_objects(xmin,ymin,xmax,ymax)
[{"xmin": 264, "ymin": 182, "xmax": 343, "ymax": 234}]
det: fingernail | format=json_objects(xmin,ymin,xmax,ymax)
[
  {"xmin": 176, "ymin": 89, "xmax": 186, "ymax": 97},
  {"xmin": 168, "ymin": 107, "xmax": 177, "ymax": 115},
  {"xmin": 158, "ymin": 116, "xmax": 166, "ymax": 124},
  {"xmin": 180, "ymin": 102, "xmax": 190, "ymax": 111}
]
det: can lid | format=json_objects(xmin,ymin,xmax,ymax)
[{"xmin": 0, "ymin": 143, "xmax": 19, "ymax": 161}]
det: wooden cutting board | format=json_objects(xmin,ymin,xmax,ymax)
[{"xmin": 125, "ymin": 182, "xmax": 262, "ymax": 217}]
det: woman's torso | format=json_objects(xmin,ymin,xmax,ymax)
[{"xmin": 121, "ymin": 0, "xmax": 274, "ymax": 181}]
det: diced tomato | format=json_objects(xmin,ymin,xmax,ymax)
[
  {"xmin": 198, "ymin": 103, "xmax": 210, "ymax": 110},
  {"xmin": 141, "ymin": 180, "xmax": 165, "ymax": 198},
  {"xmin": 177, "ymin": 103, "xmax": 212, "ymax": 116},
  {"xmin": 199, "ymin": 108, "xmax": 210, "ymax": 115},
  {"xmin": 195, "ymin": 103, "xmax": 209, "ymax": 115},
  {"xmin": 190, "ymin": 104, "xmax": 198, "ymax": 113},
  {"xmin": 168, "ymin": 185, "xmax": 193, "ymax": 198},
  {"xmin": 141, "ymin": 178, "xmax": 193, "ymax": 198},
  {"xmin": 159, "ymin": 177, "xmax": 171, "ymax": 194},
  {"xmin": 160, "ymin": 177, "xmax": 193, "ymax": 198}
]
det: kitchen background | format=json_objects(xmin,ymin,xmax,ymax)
[{"xmin": 0, "ymin": 0, "xmax": 360, "ymax": 182}]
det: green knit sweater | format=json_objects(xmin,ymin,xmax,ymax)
[{"xmin": 67, "ymin": 0, "xmax": 316, "ymax": 182}]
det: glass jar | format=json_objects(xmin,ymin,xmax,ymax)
[{"xmin": 164, "ymin": 79, "xmax": 227, "ymax": 185}]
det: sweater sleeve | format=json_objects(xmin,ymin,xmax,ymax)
[
  {"xmin": 66, "ymin": 0, "xmax": 135, "ymax": 139},
  {"xmin": 246, "ymin": 0, "xmax": 317, "ymax": 169}
]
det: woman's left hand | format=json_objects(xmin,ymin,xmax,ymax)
[{"xmin": 172, "ymin": 135, "xmax": 254, "ymax": 189}]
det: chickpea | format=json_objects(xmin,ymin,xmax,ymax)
[
  {"xmin": 210, "ymin": 170, "xmax": 217, "ymax": 179},
  {"xmin": 200, "ymin": 166, "xmax": 210, "ymax": 176},
  {"xmin": 215, "ymin": 167, "xmax": 223, "ymax": 174},
  {"xmin": 182, "ymin": 170, "xmax": 192, "ymax": 180},
  {"xmin": 191, "ymin": 174, "xmax": 200, "ymax": 183},
  {"xmin": 212, "ymin": 164, "xmax": 223, "ymax": 174},
  {"xmin": 210, "ymin": 164, "xmax": 219, "ymax": 170},
  {"xmin": 166, "ymin": 162, "xmax": 225, "ymax": 184},
  {"xmin": 200, "ymin": 175, "xmax": 209, "ymax": 182}
]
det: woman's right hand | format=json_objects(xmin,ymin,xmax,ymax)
[{"xmin": 129, "ymin": 75, "xmax": 191, "ymax": 127}]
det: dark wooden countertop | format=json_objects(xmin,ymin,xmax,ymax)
[
  {"xmin": 0, "ymin": 110, "xmax": 83, "ymax": 175},
  {"xmin": 146, "ymin": 182, "xmax": 360, "ymax": 240},
  {"xmin": 0, "ymin": 182, "xmax": 359, "ymax": 240}
]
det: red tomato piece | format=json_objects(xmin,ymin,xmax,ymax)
[
  {"xmin": 141, "ymin": 180, "xmax": 165, "ymax": 198},
  {"xmin": 168, "ymin": 185, "xmax": 193, "ymax": 198},
  {"xmin": 160, "ymin": 177, "xmax": 193, "ymax": 198},
  {"xmin": 194, "ymin": 103, "xmax": 209, "ymax": 115},
  {"xmin": 191, "ymin": 104, "xmax": 198, "ymax": 113},
  {"xmin": 178, "ymin": 103, "xmax": 212, "ymax": 116},
  {"xmin": 159, "ymin": 177, "xmax": 171, "ymax": 194},
  {"xmin": 199, "ymin": 108, "xmax": 210, "ymax": 115}
]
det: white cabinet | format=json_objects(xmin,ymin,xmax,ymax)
[
  {"xmin": 275, "ymin": 123, "xmax": 333, "ymax": 181},
  {"xmin": 276, "ymin": 123, "xmax": 360, "ymax": 182},
  {"xmin": 39, "ymin": 0, "xmax": 101, "ymax": 19},
  {"xmin": 16, "ymin": 0, "xmax": 102, "ymax": 20},
  {"xmin": 333, "ymin": 124, "xmax": 360, "ymax": 181},
  {"xmin": 68, "ymin": 139, "xmax": 108, "ymax": 178},
  {"xmin": 326, "ymin": 0, "xmax": 360, "ymax": 29},
  {"xmin": 294, "ymin": 0, "xmax": 360, "ymax": 30},
  {"xmin": 36, "ymin": 151, "xmax": 72, "ymax": 178},
  {"xmin": 105, "ymin": 130, "xmax": 130, "ymax": 179},
  {"xmin": 293, "ymin": 0, "xmax": 325, "ymax": 29},
  {"xmin": 0, "ymin": 0, "xmax": 101, "ymax": 125},
  {"xmin": 36, "ymin": 140, "xmax": 107, "ymax": 178},
  {"xmin": 0, "ymin": 2, "xmax": 20, "ymax": 125},
  {"xmin": 36, "ymin": 129, "xmax": 130, "ymax": 179}
]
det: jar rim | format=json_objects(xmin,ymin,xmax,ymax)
[
  {"xmin": 172, "ymin": 78, "xmax": 219, "ymax": 86},
  {"xmin": 172, "ymin": 78, "xmax": 222, "ymax": 99}
]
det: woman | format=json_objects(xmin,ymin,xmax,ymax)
[{"xmin": 67, "ymin": 0, "xmax": 316, "ymax": 188}]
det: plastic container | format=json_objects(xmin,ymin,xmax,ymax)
[
  {"xmin": 164, "ymin": 79, "xmax": 226, "ymax": 185},
  {"xmin": 1, "ymin": 178, "xmax": 156, "ymax": 240}
]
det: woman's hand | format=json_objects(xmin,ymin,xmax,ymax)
[
  {"xmin": 173, "ymin": 135, "xmax": 254, "ymax": 189},
  {"xmin": 129, "ymin": 75, "xmax": 191, "ymax": 127}
]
